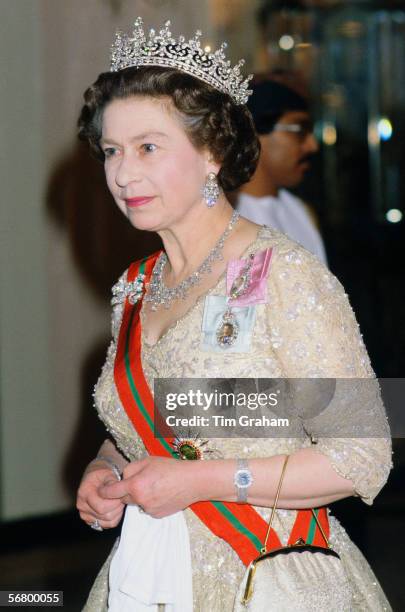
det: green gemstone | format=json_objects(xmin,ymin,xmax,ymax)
[{"xmin": 180, "ymin": 443, "xmax": 198, "ymax": 460}]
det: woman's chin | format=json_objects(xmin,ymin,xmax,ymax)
[
  {"xmin": 128, "ymin": 221, "xmax": 159, "ymax": 233},
  {"xmin": 126, "ymin": 214, "xmax": 163, "ymax": 233},
  {"xmin": 128, "ymin": 217, "xmax": 161, "ymax": 232}
]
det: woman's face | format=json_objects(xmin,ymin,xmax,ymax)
[{"xmin": 101, "ymin": 96, "xmax": 214, "ymax": 232}]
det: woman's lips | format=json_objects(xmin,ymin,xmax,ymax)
[{"xmin": 124, "ymin": 196, "xmax": 155, "ymax": 208}]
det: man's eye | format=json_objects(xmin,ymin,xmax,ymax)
[{"xmin": 142, "ymin": 143, "xmax": 157, "ymax": 153}]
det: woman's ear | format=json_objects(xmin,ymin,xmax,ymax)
[{"xmin": 204, "ymin": 151, "xmax": 221, "ymax": 176}]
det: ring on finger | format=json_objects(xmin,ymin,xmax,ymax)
[{"xmin": 90, "ymin": 519, "xmax": 103, "ymax": 531}]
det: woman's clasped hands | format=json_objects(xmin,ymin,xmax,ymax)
[
  {"xmin": 77, "ymin": 461, "xmax": 126, "ymax": 530},
  {"xmin": 101, "ymin": 456, "xmax": 200, "ymax": 519}
]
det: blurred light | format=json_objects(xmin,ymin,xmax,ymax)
[
  {"xmin": 323, "ymin": 89, "xmax": 345, "ymax": 110},
  {"xmin": 204, "ymin": 45, "xmax": 212, "ymax": 53},
  {"xmin": 386, "ymin": 209, "xmax": 402, "ymax": 223},
  {"xmin": 368, "ymin": 121, "xmax": 380, "ymax": 147},
  {"xmin": 322, "ymin": 123, "xmax": 337, "ymax": 146},
  {"xmin": 279, "ymin": 35, "xmax": 295, "ymax": 51},
  {"xmin": 296, "ymin": 43, "xmax": 312, "ymax": 49},
  {"xmin": 378, "ymin": 118, "xmax": 393, "ymax": 141},
  {"xmin": 339, "ymin": 21, "xmax": 364, "ymax": 38}
]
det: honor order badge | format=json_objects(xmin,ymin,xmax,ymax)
[{"xmin": 202, "ymin": 248, "xmax": 273, "ymax": 351}]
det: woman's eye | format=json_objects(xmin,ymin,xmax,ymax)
[
  {"xmin": 103, "ymin": 147, "xmax": 117, "ymax": 158},
  {"xmin": 142, "ymin": 143, "xmax": 157, "ymax": 153}
]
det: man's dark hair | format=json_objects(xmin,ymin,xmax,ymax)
[{"xmin": 247, "ymin": 79, "xmax": 309, "ymax": 135}]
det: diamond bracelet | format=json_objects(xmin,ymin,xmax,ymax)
[{"xmin": 93, "ymin": 455, "xmax": 123, "ymax": 481}]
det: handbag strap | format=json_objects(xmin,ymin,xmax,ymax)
[{"xmin": 262, "ymin": 455, "xmax": 330, "ymax": 554}]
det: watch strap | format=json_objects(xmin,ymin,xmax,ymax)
[{"xmin": 234, "ymin": 457, "xmax": 253, "ymax": 503}]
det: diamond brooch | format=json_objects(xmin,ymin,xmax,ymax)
[
  {"xmin": 229, "ymin": 253, "xmax": 255, "ymax": 300},
  {"xmin": 111, "ymin": 273, "xmax": 146, "ymax": 307}
]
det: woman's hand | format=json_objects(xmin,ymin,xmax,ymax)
[
  {"xmin": 76, "ymin": 462, "xmax": 126, "ymax": 529},
  {"xmin": 93, "ymin": 449, "xmax": 355, "ymax": 519},
  {"xmin": 99, "ymin": 456, "xmax": 199, "ymax": 519}
]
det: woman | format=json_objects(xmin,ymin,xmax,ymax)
[{"xmin": 76, "ymin": 18, "xmax": 392, "ymax": 611}]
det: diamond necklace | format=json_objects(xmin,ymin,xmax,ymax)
[{"xmin": 145, "ymin": 210, "xmax": 240, "ymax": 311}]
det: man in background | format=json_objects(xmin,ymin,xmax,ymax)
[{"xmin": 236, "ymin": 78, "xmax": 327, "ymax": 265}]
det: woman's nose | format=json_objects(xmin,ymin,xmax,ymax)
[{"xmin": 115, "ymin": 153, "xmax": 142, "ymax": 188}]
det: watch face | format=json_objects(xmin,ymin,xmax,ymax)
[{"xmin": 236, "ymin": 468, "xmax": 253, "ymax": 488}]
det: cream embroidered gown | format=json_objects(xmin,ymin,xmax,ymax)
[{"xmin": 83, "ymin": 227, "xmax": 392, "ymax": 611}]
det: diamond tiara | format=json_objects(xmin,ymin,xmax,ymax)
[{"xmin": 110, "ymin": 17, "xmax": 253, "ymax": 105}]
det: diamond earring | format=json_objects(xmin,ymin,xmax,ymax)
[{"xmin": 203, "ymin": 172, "xmax": 220, "ymax": 208}]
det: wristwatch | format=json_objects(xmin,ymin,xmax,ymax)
[{"xmin": 234, "ymin": 458, "xmax": 253, "ymax": 503}]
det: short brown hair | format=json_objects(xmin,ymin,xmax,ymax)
[{"xmin": 78, "ymin": 66, "xmax": 260, "ymax": 192}]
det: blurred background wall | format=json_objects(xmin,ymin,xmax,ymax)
[{"xmin": 0, "ymin": 0, "xmax": 210, "ymax": 522}]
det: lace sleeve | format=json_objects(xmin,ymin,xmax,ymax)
[{"xmin": 266, "ymin": 243, "xmax": 393, "ymax": 504}]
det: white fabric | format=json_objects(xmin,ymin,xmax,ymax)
[
  {"xmin": 235, "ymin": 190, "xmax": 328, "ymax": 266},
  {"xmin": 108, "ymin": 505, "xmax": 193, "ymax": 611}
]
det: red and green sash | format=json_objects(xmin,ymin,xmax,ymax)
[{"xmin": 114, "ymin": 253, "xmax": 331, "ymax": 566}]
